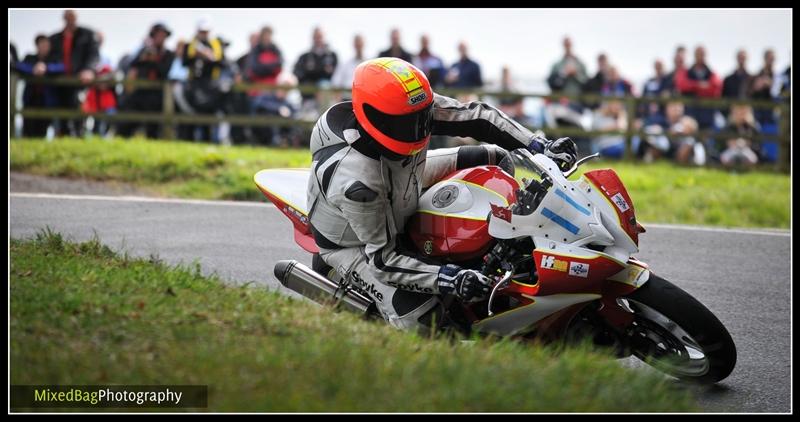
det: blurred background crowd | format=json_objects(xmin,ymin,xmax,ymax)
[{"xmin": 9, "ymin": 10, "xmax": 791, "ymax": 168}]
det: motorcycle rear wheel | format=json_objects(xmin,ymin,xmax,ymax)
[{"xmin": 621, "ymin": 274, "xmax": 737, "ymax": 384}]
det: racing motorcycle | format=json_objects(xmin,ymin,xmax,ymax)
[{"xmin": 254, "ymin": 148, "xmax": 737, "ymax": 384}]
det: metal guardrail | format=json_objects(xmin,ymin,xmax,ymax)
[{"xmin": 9, "ymin": 73, "xmax": 791, "ymax": 172}]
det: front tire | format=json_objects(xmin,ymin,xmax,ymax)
[{"xmin": 621, "ymin": 274, "xmax": 737, "ymax": 384}]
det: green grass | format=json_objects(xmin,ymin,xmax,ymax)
[
  {"xmin": 10, "ymin": 231, "xmax": 699, "ymax": 412},
  {"xmin": 10, "ymin": 137, "xmax": 311, "ymax": 201},
  {"xmin": 10, "ymin": 137, "xmax": 790, "ymax": 228}
]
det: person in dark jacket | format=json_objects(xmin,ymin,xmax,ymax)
[
  {"xmin": 584, "ymin": 53, "xmax": 609, "ymax": 94},
  {"xmin": 117, "ymin": 22, "xmax": 175, "ymax": 139},
  {"xmin": 444, "ymin": 41, "xmax": 483, "ymax": 88},
  {"xmin": 600, "ymin": 66, "xmax": 632, "ymax": 97},
  {"xmin": 378, "ymin": 28, "xmax": 412, "ymax": 62},
  {"xmin": 293, "ymin": 26, "xmax": 338, "ymax": 109},
  {"xmin": 749, "ymin": 49, "xmax": 778, "ymax": 126},
  {"xmin": 636, "ymin": 59, "xmax": 671, "ymax": 122},
  {"xmin": 722, "ymin": 49, "xmax": 751, "ymax": 100},
  {"xmin": 47, "ymin": 9, "xmax": 99, "ymax": 136},
  {"xmin": 293, "ymin": 26, "xmax": 337, "ymax": 87},
  {"xmin": 13, "ymin": 34, "xmax": 65, "ymax": 137}
]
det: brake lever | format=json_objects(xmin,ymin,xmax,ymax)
[
  {"xmin": 487, "ymin": 270, "xmax": 514, "ymax": 317},
  {"xmin": 563, "ymin": 153, "xmax": 600, "ymax": 178}
]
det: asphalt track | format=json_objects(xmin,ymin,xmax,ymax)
[{"xmin": 9, "ymin": 192, "xmax": 792, "ymax": 412}]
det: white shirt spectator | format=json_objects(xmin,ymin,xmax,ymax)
[{"xmin": 331, "ymin": 56, "xmax": 364, "ymax": 89}]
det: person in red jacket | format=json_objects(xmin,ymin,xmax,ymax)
[
  {"xmin": 675, "ymin": 46, "xmax": 722, "ymax": 97},
  {"xmin": 675, "ymin": 46, "xmax": 721, "ymax": 130}
]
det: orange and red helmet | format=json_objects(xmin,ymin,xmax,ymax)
[{"xmin": 352, "ymin": 58, "xmax": 434, "ymax": 157}]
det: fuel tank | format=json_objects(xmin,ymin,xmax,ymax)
[{"xmin": 408, "ymin": 165, "xmax": 519, "ymax": 261}]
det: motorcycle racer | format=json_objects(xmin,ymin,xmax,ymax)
[{"xmin": 307, "ymin": 57, "xmax": 577, "ymax": 330}]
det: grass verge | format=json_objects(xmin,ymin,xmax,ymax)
[
  {"xmin": 10, "ymin": 231, "xmax": 698, "ymax": 412},
  {"xmin": 10, "ymin": 137, "xmax": 789, "ymax": 228}
]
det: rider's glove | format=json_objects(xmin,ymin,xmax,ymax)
[
  {"xmin": 527, "ymin": 134, "xmax": 579, "ymax": 172},
  {"xmin": 437, "ymin": 264, "xmax": 492, "ymax": 302}
]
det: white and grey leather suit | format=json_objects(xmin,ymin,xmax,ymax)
[{"xmin": 307, "ymin": 93, "xmax": 546, "ymax": 330}]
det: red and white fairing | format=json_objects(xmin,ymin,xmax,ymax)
[
  {"xmin": 408, "ymin": 166, "xmax": 519, "ymax": 261},
  {"xmin": 254, "ymin": 169, "xmax": 318, "ymax": 254}
]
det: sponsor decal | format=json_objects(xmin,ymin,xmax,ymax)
[
  {"xmin": 611, "ymin": 193, "xmax": 630, "ymax": 212},
  {"xmin": 423, "ymin": 240, "xmax": 433, "ymax": 255},
  {"xmin": 283, "ymin": 206, "xmax": 307, "ymax": 224},
  {"xmin": 386, "ymin": 280, "xmax": 434, "ymax": 294},
  {"xmin": 569, "ymin": 262, "xmax": 590, "ymax": 278},
  {"xmin": 349, "ymin": 271, "xmax": 384, "ymax": 302},
  {"xmin": 490, "ymin": 203, "xmax": 512, "ymax": 222},
  {"xmin": 374, "ymin": 57, "xmax": 426, "ymax": 100},
  {"xmin": 541, "ymin": 255, "xmax": 568, "ymax": 272},
  {"xmin": 408, "ymin": 91, "xmax": 428, "ymax": 106}
]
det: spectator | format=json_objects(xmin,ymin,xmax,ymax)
[
  {"xmin": 496, "ymin": 66, "xmax": 524, "ymax": 121},
  {"xmin": 412, "ymin": 34, "xmax": 446, "ymax": 88},
  {"xmin": 547, "ymin": 36, "xmax": 588, "ymax": 97},
  {"xmin": 675, "ymin": 46, "xmax": 722, "ymax": 98},
  {"xmin": 600, "ymin": 65, "xmax": 633, "ymax": 97},
  {"xmin": 643, "ymin": 59, "xmax": 671, "ymax": 98},
  {"xmin": 749, "ymin": 49, "xmax": 778, "ymax": 126},
  {"xmin": 378, "ymin": 28, "xmax": 412, "ymax": 62},
  {"xmin": 81, "ymin": 31, "xmax": 117, "ymax": 137},
  {"xmin": 444, "ymin": 41, "xmax": 483, "ymax": 88},
  {"xmin": 293, "ymin": 26, "xmax": 338, "ymax": 87},
  {"xmin": 675, "ymin": 45, "xmax": 722, "ymax": 129},
  {"xmin": 584, "ymin": 53, "xmax": 609, "ymax": 94},
  {"xmin": 641, "ymin": 100, "xmax": 702, "ymax": 165},
  {"xmin": 662, "ymin": 45, "xmax": 686, "ymax": 94},
  {"xmin": 253, "ymin": 71, "xmax": 301, "ymax": 147},
  {"xmin": 331, "ymin": 34, "xmax": 365, "ymax": 91},
  {"xmin": 117, "ymin": 22, "xmax": 175, "ymax": 139},
  {"xmin": 722, "ymin": 49, "xmax": 751, "ymax": 100},
  {"xmin": 719, "ymin": 104, "xmax": 761, "ymax": 168},
  {"xmin": 591, "ymin": 99, "xmax": 628, "ymax": 157},
  {"xmin": 47, "ymin": 9, "xmax": 99, "ymax": 136},
  {"xmin": 638, "ymin": 59, "xmax": 670, "ymax": 122},
  {"xmin": 13, "ymin": 34, "xmax": 65, "ymax": 137},
  {"xmin": 179, "ymin": 18, "xmax": 228, "ymax": 141},
  {"xmin": 245, "ymin": 26, "xmax": 291, "ymax": 145},
  {"xmin": 229, "ymin": 32, "xmax": 259, "ymax": 144},
  {"xmin": 245, "ymin": 26, "xmax": 283, "ymax": 88},
  {"xmin": 293, "ymin": 26, "xmax": 338, "ymax": 117}
]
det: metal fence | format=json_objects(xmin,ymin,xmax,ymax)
[{"xmin": 10, "ymin": 73, "xmax": 791, "ymax": 172}]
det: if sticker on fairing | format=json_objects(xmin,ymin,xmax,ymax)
[
  {"xmin": 611, "ymin": 193, "xmax": 630, "ymax": 212},
  {"xmin": 541, "ymin": 255, "xmax": 568, "ymax": 272},
  {"xmin": 569, "ymin": 262, "xmax": 590, "ymax": 278}
]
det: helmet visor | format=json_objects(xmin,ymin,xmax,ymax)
[{"xmin": 363, "ymin": 103, "xmax": 434, "ymax": 143}]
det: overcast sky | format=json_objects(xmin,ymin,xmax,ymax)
[{"xmin": 9, "ymin": 8, "xmax": 792, "ymax": 92}]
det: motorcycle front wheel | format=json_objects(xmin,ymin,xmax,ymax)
[{"xmin": 619, "ymin": 274, "xmax": 737, "ymax": 384}]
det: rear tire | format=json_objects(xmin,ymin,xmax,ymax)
[{"xmin": 623, "ymin": 274, "xmax": 737, "ymax": 384}]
